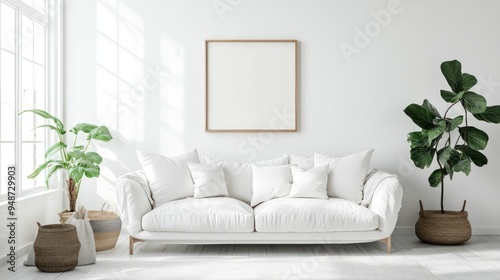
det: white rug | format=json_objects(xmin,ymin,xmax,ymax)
[{"xmin": 83, "ymin": 256, "xmax": 437, "ymax": 280}]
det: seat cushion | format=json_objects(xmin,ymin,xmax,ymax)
[
  {"xmin": 142, "ymin": 197, "xmax": 254, "ymax": 232},
  {"xmin": 254, "ymin": 198, "xmax": 378, "ymax": 232}
]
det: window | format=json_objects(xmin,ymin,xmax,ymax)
[{"xmin": 0, "ymin": 0, "xmax": 61, "ymax": 197}]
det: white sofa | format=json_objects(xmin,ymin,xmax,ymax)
[{"xmin": 116, "ymin": 150, "xmax": 403, "ymax": 255}]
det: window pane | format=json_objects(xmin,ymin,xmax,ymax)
[
  {"xmin": 22, "ymin": 59, "xmax": 35, "ymax": 141},
  {"xmin": 34, "ymin": 0, "xmax": 46, "ymax": 14},
  {"xmin": 34, "ymin": 64, "xmax": 46, "ymax": 109},
  {"xmin": 34, "ymin": 64, "xmax": 46, "ymax": 141},
  {"xmin": 22, "ymin": 0, "xmax": 34, "ymax": 9},
  {"xmin": 34, "ymin": 22, "xmax": 45, "ymax": 65},
  {"xmin": 22, "ymin": 15, "xmax": 34, "ymax": 61},
  {"xmin": 0, "ymin": 143, "xmax": 15, "ymax": 195},
  {"xmin": 1, "ymin": 51, "xmax": 16, "ymax": 141},
  {"xmin": 1, "ymin": 3, "xmax": 16, "ymax": 52}
]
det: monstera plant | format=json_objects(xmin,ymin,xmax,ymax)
[
  {"xmin": 404, "ymin": 60, "xmax": 500, "ymax": 244},
  {"xmin": 20, "ymin": 109, "xmax": 113, "ymax": 212}
]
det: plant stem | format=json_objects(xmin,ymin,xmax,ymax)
[{"xmin": 83, "ymin": 139, "xmax": 91, "ymax": 152}]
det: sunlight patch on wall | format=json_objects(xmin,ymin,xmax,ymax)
[{"xmin": 159, "ymin": 34, "xmax": 186, "ymax": 154}]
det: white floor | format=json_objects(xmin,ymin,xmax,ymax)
[{"xmin": 1, "ymin": 233, "xmax": 499, "ymax": 279}]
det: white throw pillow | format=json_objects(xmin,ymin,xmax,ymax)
[
  {"xmin": 288, "ymin": 165, "xmax": 328, "ymax": 199},
  {"xmin": 136, "ymin": 149, "xmax": 200, "ymax": 206},
  {"xmin": 314, "ymin": 149, "xmax": 374, "ymax": 204},
  {"xmin": 250, "ymin": 164, "xmax": 292, "ymax": 207},
  {"xmin": 289, "ymin": 154, "xmax": 314, "ymax": 170},
  {"xmin": 187, "ymin": 163, "xmax": 229, "ymax": 198},
  {"xmin": 204, "ymin": 155, "xmax": 289, "ymax": 204}
]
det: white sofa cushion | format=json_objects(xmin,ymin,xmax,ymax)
[
  {"xmin": 254, "ymin": 197, "xmax": 378, "ymax": 232},
  {"xmin": 142, "ymin": 197, "xmax": 254, "ymax": 232},
  {"xmin": 289, "ymin": 154, "xmax": 314, "ymax": 170},
  {"xmin": 136, "ymin": 149, "xmax": 200, "ymax": 206},
  {"xmin": 288, "ymin": 165, "xmax": 328, "ymax": 199},
  {"xmin": 204, "ymin": 155, "xmax": 289, "ymax": 204},
  {"xmin": 187, "ymin": 163, "xmax": 229, "ymax": 198},
  {"xmin": 250, "ymin": 164, "xmax": 292, "ymax": 207},
  {"xmin": 314, "ymin": 149, "xmax": 374, "ymax": 204}
]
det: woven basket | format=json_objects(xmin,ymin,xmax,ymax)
[
  {"xmin": 34, "ymin": 223, "xmax": 81, "ymax": 272},
  {"xmin": 88, "ymin": 210, "xmax": 122, "ymax": 251},
  {"xmin": 58, "ymin": 208, "xmax": 122, "ymax": 251},
  {"xmin": 415, "ymin": 200, "xmax": 472, "ymax": 245}
]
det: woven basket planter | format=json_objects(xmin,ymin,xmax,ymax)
[
  {"xmin": 34, "ymin": 223, "xmax": 81, "ymax": 272},
  {"xmin": 88, "ymin": 210, "xmax": 122, "ymax": 251},
  {"xmin": 415, "ymin": 200, "xmax": 471, "ymax": 245},
  {"xmin": 58, "ymin": 209, "xmax": 122, "ymax": 251}
]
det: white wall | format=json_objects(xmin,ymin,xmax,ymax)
[{"xmin": 64, "ymin": 0, "xmax": 500, "ymax": 232}]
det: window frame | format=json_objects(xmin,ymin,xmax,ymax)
[{"xmin": 0, "ymin": 0, "xmax": 63, "ymax": 199}]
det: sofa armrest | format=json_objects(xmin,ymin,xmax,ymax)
[
  {"xmin": 116, "ymin": 170, "xmax": 154, "ymax": 236},
  {"xmin": 364, "ymin": 169, "xmax": 403, "ymax": 236}
]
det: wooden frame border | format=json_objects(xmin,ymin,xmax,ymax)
[{"xmin": 205, "ymin": 39, "xmax": 298, "ymax": 132}]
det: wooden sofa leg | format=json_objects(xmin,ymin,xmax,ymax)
[
  {"xmin": 378, "ymin": 236, "xmax": 392, "ymax": 254},
  {"xmin": 129, "ymin": 236, "xmax": 144, "ymax": 255}
]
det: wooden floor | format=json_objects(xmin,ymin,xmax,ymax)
[{"xmin": 2, "ymin": 232, "xmax": 500, "ymax": 279}]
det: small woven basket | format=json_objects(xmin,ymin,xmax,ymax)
[
  {"xmin": 415, "ymin": 200, "xmax": 472, "ymax": 245},
  {"xmin": 88, "ymin": 210, "xmax": 122, "ymax": 251},
  {"xmin": 34, "ymin": 223, "xmax": 81, "ymax": 272}
]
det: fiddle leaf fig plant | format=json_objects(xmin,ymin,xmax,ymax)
[
  {"xmin": 404, "ymin": 60, "xmax": 500, "ymax": 213},
  {"xmin": 20, "ymin": 109, "xmax": 113, "ymax": 212}
]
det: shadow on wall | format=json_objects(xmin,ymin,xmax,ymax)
[{"xmin": 93, "ymin": 0, "xmax": 187, "ymax": 206}]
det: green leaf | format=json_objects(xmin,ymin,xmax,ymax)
[
  {"xmin": 27, "ymin": 160, "xmax": 55, "ymax": 179},
  {"xmin": 459, "ymin": 126, "xmax": 489, "ymax": 150},
  {"xmin": 19, "ymin": 109, "xmax": 66, "ymax": 135},
  {"xmin": 84, "ymin": 167, "xmax": 100, "ymax": 178},
  {"xmin": 72, "ymin": 145, "xmax": 85, "ymax": 150},
  {"xmin": 438, "ymin": 146, "xmax": 452, "ymax": 166},
  {"xmin": 69, "ymin": 167, "xmax": 85, "ymax": 182},
  {"xmin": 407, "ymin": 131, "xmax": 430, "ymax": 148},
  {"xmin": 51, "ymin": 115, "xmax": 65, "ymax": 135},
  {"xmin": 422, "ymin": 99, "xmax": 441, "ymax": 118},
  {"xmin": 473, "ymin": 106, "xmax": 500, "ymax": 124},
  {"xmin": 86, "ymin": 152, "xmax": 103, "ymax": 164},
  {"xmin": 441, "ymin": 60, "xmax": 463, "ymax": 93},
  {"xmin": 452, "ymin": 159, "xmax": 471, "ymax": 176},
  {"xmin": 427, "ymin": 120, "xmax": 446, "ymax": 143},
  {"xmin": 445, "ymin": 116, "xmax": 463, "ymax": 132},
  {"xmin": 462, "ymin": 91, "xmax": 487, "ymax": 114},
  {"xmin": 19, "ymin": 109, "xmax": 53, "ymax": 119},
  {"xmin": 461, "ymin": 73, "xmax": 477, "ymax": 91},
  {"xmin": 440, "ymin": 90, "xmax": 464, "ymax": 103},
  {"xmin": 410, "ymin": 147, "xmax": 435, "ymax": 169},
  {"xmin": 428, "ymin": 169, "xmax": 444, "ymax": 187},
  {"xmin": 67, "ymin": 150, "xmax": 85, "ymax": 161},
  {"xmin": 456, "ymin": 145, "xmax": 488, "ymax": 167},
  {"xmin": 88, "ymin": 126, "xmax": 113, "ymax": 142},
  {"xmin": 70, "ymin": 123, "xmax": 98, "ymax": 134},
  {"xmin": 45, "ymin": 142, "xmax": 67, "ymax": 158},
  {"xmin": 45, "ymin": 164, "xmax": 64, "ymax": 187},
  {"xmin": 34, "ymin": 124, "xmax": 59, "ymax": 132},
  {"xmin": 404, "ymin": 104, "xmax": 436, "ymax": 130}
]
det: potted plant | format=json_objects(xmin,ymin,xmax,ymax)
[
  {"xmin": 403, "ymin": 60, "xmax": 500, "ymax": 245},
  {"xmin": 20, "ymin": 109, "xmax": 113, "ymax": 218}
]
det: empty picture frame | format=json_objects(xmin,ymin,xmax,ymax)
[{"xmin": 205, "ymin": 40, "xmax": 298, "ymax": 132}]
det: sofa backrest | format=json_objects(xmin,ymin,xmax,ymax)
[{"xmin": 205, "ymin": 155, "xmax": 289, "ymax": 204}]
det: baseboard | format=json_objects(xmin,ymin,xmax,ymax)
[
  {"xmin": 0, "ymin": 242, "xmax": 31, "ymax": 267},
  {"xmin": 394, "ymin": 227, "xmax": 500, "ymax": 235}
]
